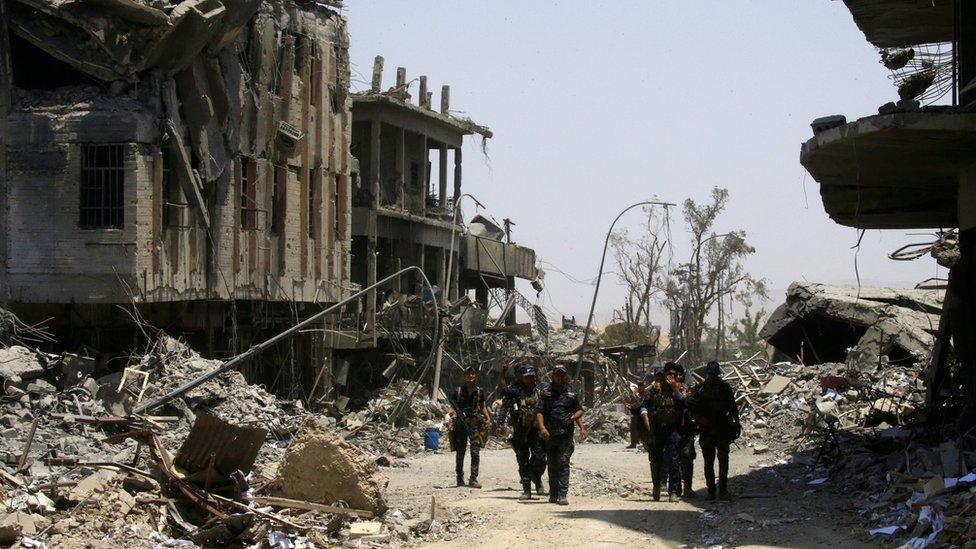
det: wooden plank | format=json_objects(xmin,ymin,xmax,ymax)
[{"xmin": 249, "ymin": 495, "xmax": 374, "ymax": 518}]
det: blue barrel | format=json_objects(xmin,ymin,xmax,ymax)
[{"xmin": 424, "ymin": 427, "xmax": 440, "ymax": 450}]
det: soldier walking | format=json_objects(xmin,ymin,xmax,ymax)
[
  {"xmin": 449, "ymin": 366, "xmax": 491, "ymax": 488},
  {"xmin": 641, "ymin": 367, "xmax": 666, "ymax": 490},
  {"xmin": 536, "ymin": 365, "xmax": 584, "ymax": 505},
  {"xmin": 689, "ymin": 361, "xmax": 741, "ymax": 501},
  {"xmin": 675, "ymin": 364, "xmax": 698, "ymax": 498},
  {"xmin": 641, "ymin": 362, "xmax": 687, "ymax": 502},
  {"xmin": 498, "ymin": 363, "xmax": 546, "ymax": 499}
]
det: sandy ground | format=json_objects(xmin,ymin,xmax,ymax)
[{"xmin": 385, "ymin": 442, "xmax": 873, "ymax": 548}]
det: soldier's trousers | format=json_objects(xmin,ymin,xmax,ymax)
[
  {"xmin": 513, "ymin": 429, "xmax": 546, "ymax": 490},
  {"xmin": 699, "ymin": 432, "xmax": 730, "ymax": 494},
  {"xmin": 680, "ymin": 433, "xmax": 697, "ymax": 493},
  {"xmin": 453, "ymin": 427, "xmax": 480, "ymax": 481},
  {"xmin": 651, "ymin": 427, "xmax": 682, "ymax": 495},
  {"xmin": 545, "ymin": 434, "xmax": 574, "ymax": 499},
  {"xmin": 643, "ymin": 430, "xmax": 659, "ymax": 487}
]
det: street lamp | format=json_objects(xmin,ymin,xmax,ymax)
[
  {"xmin": 573, "ymin": 200, "xmax": 676, "ymax": 380},
  {"xmin": 431, "ymin": 193, "xmax": 485, "ymax": 398}
]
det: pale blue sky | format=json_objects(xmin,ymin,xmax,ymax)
[{"xmin": 344, "ymin": 1, "xmax": 946, "ymax": 327}]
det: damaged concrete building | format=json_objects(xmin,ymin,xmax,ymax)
[
  {"xmin": 761, "ymin": 282, "xmax": 942, "ymax": 369},
  {"xmin": 0, "ymin": 1, "xmax": 543, "ymax": 403},
  {"xmin": 798, "ymin": 0, "xmax": 976, "ymax": 433},
  {"xmin": 335, "ymin": 58, "xmax": 541, "ymax": 397},
  {"xmin": 0, "ymin": 0, "xmax": 357, "ymax": 393}
]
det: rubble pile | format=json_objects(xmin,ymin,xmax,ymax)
[
  {"xmin": 342, "ymin": 381, "xmax": 452, "ymax": 458},
  {"xmin": 721, "ymin": 354, "xmax": 976, "ymax": 546},
  {"xmin": 581, "ymin": 403, "xmax": 631, "ymax": 444},
  {"xmin": 269, "ymin": 419, "xmax": 388, "ymax": 515},
  {"xmin": 0, "ymin": 329, "xmax": 444, "ymax": 548}
]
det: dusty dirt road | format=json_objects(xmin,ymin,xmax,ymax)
[{"xmin": 385, "ymin": 443, "xmax": 872, "ymax": 548}]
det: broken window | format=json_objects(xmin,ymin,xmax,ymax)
[
  {"xmin": 79, "ymin": 144, "xmax": 124, "ymax": 229},
  {"xmin": 241, "ymin": 157, "xmax": 258, "ymax": 231}
]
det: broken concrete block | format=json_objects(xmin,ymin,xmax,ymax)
[
  {"xmin": 270, "ymin": 419, "xmax": 388, "ymax": 515},
  {"xmin": 940, "ymin": 441, "xmax": 962, "ymax": 478},
  {"xmin": 348, "ymin": 521, "xmax": 384, "ymax": 539},
  {"xmin": 762, "ymin": 375, "xmax": 792, "ymax": 395},
  {"xmin": 0, "ymin": 347, "xmax": 45, "ymax": 383},
  {"xmin": 921, "ymin": 476, "xmax": 944, "ymax": 496}
]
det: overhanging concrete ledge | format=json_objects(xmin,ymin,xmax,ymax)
[{"xmin": 800, "ymin": 111, "xmax": 976, "ymax": 229}]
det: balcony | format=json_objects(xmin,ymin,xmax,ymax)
[{"xmin": 800, "ymin": 111, "xmax": 976, "ymax": 229}]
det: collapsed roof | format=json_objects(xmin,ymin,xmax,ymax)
[
  {"xmin": 760, "ymin": 282, "xmax": 943, "ymax": 369},
  {"xmin": 5, "ymin": 0, "xmax": 277, "ymax": 83}
]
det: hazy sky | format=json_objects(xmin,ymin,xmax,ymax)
[{"xmin": 344, "ymin": 1, "xmax": 947, "ymax": 327}]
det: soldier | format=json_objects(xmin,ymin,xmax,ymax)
[
  {"xmin": 536, "ymin": 365, "xmax": 584, "ymax": 505},
  {"xmin": 675, "ymin": 364, "xmax": 698, "ymax": 498},
  {"xmin": 641, "ymin": 362, "xmax": 687, "ymax": 502},
  {"xmin": 626, "ymin": 381, "xmax": 648, "ymax": 449},
  {"xmin": 641, "ymin": 368, "xmax": 665, "ymax": 491},
  {"xmin": 449, "ymin": 366, "xmax": 491, "ymax": 488},
  {"xmin": 498, "ymin": 362, "xmax": 546, "ymax": 499},
  {"xmin": 689, "ymin": 360, "xmax": 741, "ymax": 501}
]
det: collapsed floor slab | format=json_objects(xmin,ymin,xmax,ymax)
[{"xmin": 760, "ymin": 282, "xmax": 943, "ymax": 368}]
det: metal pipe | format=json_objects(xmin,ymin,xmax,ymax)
[
  {"xmin": 573, "ymin": 200, "xmax": 675, "ymax": 380},
  {"xmin": 431, "ymin": 193, "xmax": 484, "ymax": 399},
  {"xmin": 134, "ymin": 266, "xmax": 439, "ymax": 414}
]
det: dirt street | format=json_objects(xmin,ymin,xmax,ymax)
[{"xmin": 386, "ymin": 443, "xmax": 871, "ymax": 548}]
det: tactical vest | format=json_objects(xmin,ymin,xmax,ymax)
[
  {"xmin": 510, "ymin": 391, "xmax": 541, "ymax": 430},
  {"xmin": 654, "ymin": 391, "xmax": 680, "ymax": 426}
]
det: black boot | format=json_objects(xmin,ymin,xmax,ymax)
[
  {"xmin": 683, "ymin": 480, "xmax": 695, "ymax": 499},
  {"xmin": 652, "ymin": 484, "xmax": 661, "ymax": 501},
  {"xmin": 520, "ymin": 483, "xmax": 532, "ymax": 500},
  {"xmin": 718, "ymin": 478, "xmax": 730, "ymax": 500},
  {"xmin": 456, "ymin": 475, "xmax": 465, "ymax": 487}
]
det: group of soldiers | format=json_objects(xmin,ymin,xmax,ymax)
[
  {"xmin": 447, "ymin": 359, "xmax": 740, "ymax": 506},
  {"xmin": 630, "ymin": 360, "xmax": 741, "ymax": 501}
]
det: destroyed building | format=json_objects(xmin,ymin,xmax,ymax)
[
  {"xmin": 761, "ymin": 282, "xmax": 942, "ymax": 369},
  {"xmin": 799, "ymin": 1, "xmax": 976, "ymax": 433},
  {"xmin": 335, "ymin": 58, "xmax": 542, "ymax": 398},
  {"xmin": 0, "ymin": 0, "xmax": 358, "ymax": 394}
]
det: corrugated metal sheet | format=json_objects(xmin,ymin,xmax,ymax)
[{"xmin": 174, "ymin": 411, "xmax": 267, "ymax": 477}]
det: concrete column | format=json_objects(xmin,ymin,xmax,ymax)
[
  {"xmin": 419, "ymin": 76, "xmax": 428, "ymax": 108},
  {"xmin": 395, "ymin": 67, "xmax": 406, "ymax": 89},
  {"xmin": 371, "ymin": 55, "xmax": 384, "ymax": 93},
  {"xmin": 440, "ymin": 85, "xmax": 450, "ymax": 114},
  {"xmin": 419, "ymin": 135, "xmax": 428, "ymax": 215},
  {"xmin": 367, "ymin": 117, "xmax": 381, "ymax": 338},
  {"xmin": 397, "ymin": 128, "xmax": 406, "ymax": 209},
  {"xmin": 438, "ymin": 145, "xmax": 448, "ymax": 209},
  {"xmin": 453, "ymin": 148, "xmax": 462, "ymax": 204}
]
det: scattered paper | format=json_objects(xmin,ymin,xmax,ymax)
[{"xmin": 868, "ymin": 525, "xmax": 903, "ymax": 536}]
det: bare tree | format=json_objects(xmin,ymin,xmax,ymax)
[
  {"xmin": 665, "ymin": 187, "xmax": 765, "ymax": 365},
  {"xmin": 607, "ymin": 205, "xmax": 669, "ymax": 345}
]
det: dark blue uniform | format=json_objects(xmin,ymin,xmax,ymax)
[
  {"xmin": 450, "ymin": 385, "xmax": 485, "ymax": 484},
  {"xmin": 689, "ymin": 379, "xmax": 740, "ymax": 499},
  {"xmin": 501, "ymin": 382, "xmax": 546, "ymax": 493},
  {"xmin": 641, "ymin": 385, "xmax": 686, "ymax": 496},
  {"xmin": 538, "ymin": 384, "xmax": 582, "ymax": 501}
]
